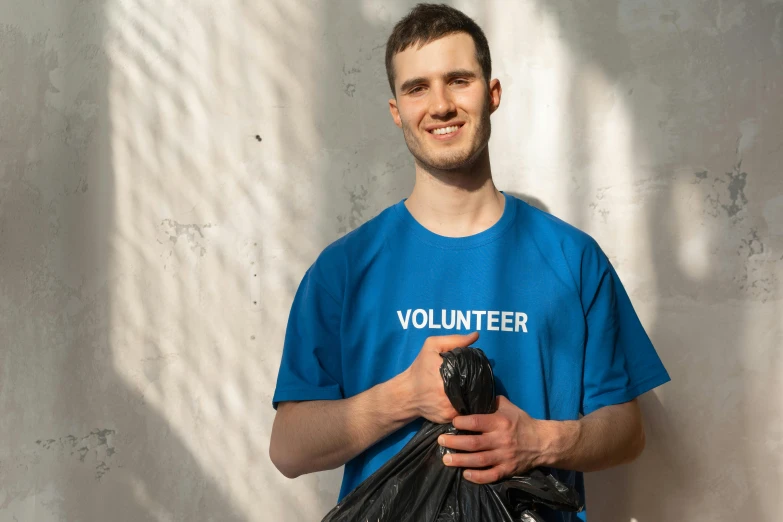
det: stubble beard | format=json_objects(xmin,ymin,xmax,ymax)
[{"xmin": 401, "ymin": 100, "xmax": 492, "ymax": 173}]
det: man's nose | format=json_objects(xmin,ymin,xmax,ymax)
[{"xmin": 428, "ymin": 84, "xmax": 456, "ymax": 118}]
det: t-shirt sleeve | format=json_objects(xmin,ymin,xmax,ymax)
[
  {"xmin": 579, "ymin": 242, "xmax": 670, "ymax": 416},
  {"xmin": 272, "ymin": 264, "xmax": 344, "ymax": 409}
]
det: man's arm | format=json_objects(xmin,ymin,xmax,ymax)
[
  {"xmin": 438, "ymin": 396, "xmax": 645, "ymax": 484},
  {"xmin": 269, "ymin": 332, "xmax": 479, "ymax": 478},
  {"xmin": 541, "ymin": 398, "xmax": 645, "ymax": 472},
  {"xmin": 269, "ymin": 376, "xmax": 414, "ymax": 478}
]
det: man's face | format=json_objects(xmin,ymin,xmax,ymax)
[{"xmin": 389, "ymin": 33, "xmax": 501, "ymax": 172}]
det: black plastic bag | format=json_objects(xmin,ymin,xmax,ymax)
[{"xmin": 322, "ymin": 347, "xmax": 584, "ymax": 521}]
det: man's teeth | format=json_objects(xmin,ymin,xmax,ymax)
[{"xmin": 431, "ymin": 125, "xmax": 460, "ymax": 135}]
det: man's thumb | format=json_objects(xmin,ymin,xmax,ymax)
[{"xmin": 432, "ymin": 331, "xmax": 480, "ymax": 353}]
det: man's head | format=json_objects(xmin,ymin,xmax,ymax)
[
  {"xmin": 385, "ymin": 3, "xmax": 492, "ymax": 97},
  {"xmin": 385, "ymin": 4, "xmax": 501, "ymax": 173}
]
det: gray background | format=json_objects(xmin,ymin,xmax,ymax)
[{"xmin": 1, "ymin": 0, "xmax": 781, "ymax": 520}]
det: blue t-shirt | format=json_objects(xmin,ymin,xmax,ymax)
[{"xmin": 272, "ymin": 193, "xmax": 670, "ymax": 521}]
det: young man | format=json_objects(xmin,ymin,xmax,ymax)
[{"xmin": 269, "ymin": 4, "xmax": 669, "ymax": 520}]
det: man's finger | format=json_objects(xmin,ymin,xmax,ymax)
[
  {"xmin": 438, "ymin": 433, "xmax": 493, "ymax": 452},
  {"xmin": 452, "ymin": 412, "xmax": 496, "ymax": 432},
  {"xmin": 462, "ymin": 465, "xmax": 507, "ymax": 485},
  {"xmin": 442, "ymin": 449, "xmax": 501, "ymax": 471},
  {"xmin": 429, "ymin": 331, "xmax": 479, "ymax": 353}
]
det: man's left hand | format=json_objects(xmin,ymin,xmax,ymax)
[{"xmin": 438, "ymin": 395, "xmax": 551, "ymax": 484}]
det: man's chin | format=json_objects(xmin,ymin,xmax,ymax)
[
  {"xmin": 431, "ymin": 160, "xmax": 472, "ymax": 171},
  {"xmin": 403, "ymin": 133, "xmax": 487, "ymax": 172},
  {"xmin": 416, "ymin": 149, "xmax": 481, "ymax": 172}
]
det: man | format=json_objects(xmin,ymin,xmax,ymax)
[{"xmin": 269, "ymin": 4, "xmax": 669, "ymax": 520}]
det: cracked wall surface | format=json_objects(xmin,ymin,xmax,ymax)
[{"xmin": 1, "ymin": 1, "xmax": 781, "ymax": 521}]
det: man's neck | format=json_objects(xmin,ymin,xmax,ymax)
[{"xmin": 405, "ymin": 151, "xmax": 505, "ymax": 238}]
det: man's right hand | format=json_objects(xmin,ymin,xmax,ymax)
[
  {"xmin": 401, "ymin": 332, "xmax": 480, "ymax": 424},
  {"xmin": 270, "ymin": 331, "xmax": 481, "ymax": 478}
]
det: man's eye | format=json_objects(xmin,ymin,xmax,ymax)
[
  {"xmin": 452, "ymin": 79, "xmax": 469, "ymax": 85},
  {"xmin": 408, "ymin": 86, "xmax": 424, "ymax": 94}
]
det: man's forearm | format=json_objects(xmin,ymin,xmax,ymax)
[
  {"xmin": 537, "ymin": 399, "xmax": 645, "ymax": 472},
  {"xmin": 269, "ymin": 372, "xmax": 417, "ymax": 478}
]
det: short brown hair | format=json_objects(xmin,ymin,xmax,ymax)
[{"xmin": 385, "ymin": 3, "xmax": 492, "ymax": 96}]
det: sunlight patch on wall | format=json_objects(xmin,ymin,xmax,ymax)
[
  {"xmin": 582, "ymin": 62, "xmax": 657, "ymax": 299},
  {"xmin": 104, "ymin": 0, "xmax": 331, "ymax": 519},
  {"xmin": 672, "ymin": 170, "xmax": 711, "ymax": 281},
  {"xmin": 486, "ymin": 1, "xmax": 657, "ymax": 303},
  {"xmin": 485, "ymin": 1, "xmax": 576, "ymax": 224}
]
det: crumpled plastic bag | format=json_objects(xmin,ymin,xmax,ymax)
[{"xmin": 322, "ymin": 347, "xmax": 584, "ymax": 521}]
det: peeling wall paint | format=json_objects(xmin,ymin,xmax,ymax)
[
  {"xmin": 0, "ymin": 1, "xmax": 781, "ymax": 521},
  {"xmin": 36, "ymin": 429, "xmax": 117, "ymax": 480}
]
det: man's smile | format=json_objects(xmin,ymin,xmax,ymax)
[{"xmin": 426, "ymin": 122, "xmax": 465, "ymax": 140}]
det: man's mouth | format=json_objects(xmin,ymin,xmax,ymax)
[
  {"xmin": 431, "ymin": 125, "xmax": 461, "ymax": 135},
  {"xmin": 428, "ymin": 123, "xmax": 464, "ymax": 137}
]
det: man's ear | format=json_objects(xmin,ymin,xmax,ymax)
[
  {"xmin": 389, "ymin": 97, "xmax": 402, "ymax": 128},
  {"xmin": 488, "ymin": 79, "xmax": 502, "ymax": 114}
]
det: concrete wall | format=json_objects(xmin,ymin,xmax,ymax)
[{"xmin": 1, "ymin": 0, "xmax": 780, "ymax": 520}]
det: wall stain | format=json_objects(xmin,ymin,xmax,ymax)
[
  {"xmin": 342, "ymin": 64, "xmax": 361, "ymax": 98},
  {"xmin": 694, "ymin": 166, "xmax": 778, "ymax": 301},
  {"xmin": 36, "ymin": 429, "xmax": 116, "ymax": 480},
  {"xmin": 722, "ymin": 163, "xmax": 748, "ymax": 218},
  {"xmin": 589, "ymin": 201, "xmax": 610, "ymax": 223},
  {"xmin": 336, "ymin": 185, "xmax": 369, "ymax": 234},
  {"xmin": 589, "ymin": 186, "xmax": 611, "ymax": 223},
  {"xmin": 159, "ymin": 219, "xmax": 213, "ymax": 257},
  {"xmin": 740, "ymin": 228, "xmax": 765, "ymax": 258},
  {"xmin": 701, "ymin": 162, "xmax": 750, "ymax": 221}
]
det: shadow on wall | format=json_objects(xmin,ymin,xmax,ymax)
[
  {"xmin": 92, "ymin": 0, "xmax": 331, "ymax": 519},
  {"xmin": 502, "ymin": 0, "xmax": 783, "ymax": 520},
  {"xmin": 0, "ymin": 1, "xmax": 252, "ymax": 520},
  {"xmin": 0, "ymin": 12, "xmax": 219, "ymax": 522},
  {"xmin": 0, "ymin": 0, "xmax": 334, "ymax": 520},
  {"xmin": 506, "ymin": 191, "xmax": 551, "ymax": 214}
]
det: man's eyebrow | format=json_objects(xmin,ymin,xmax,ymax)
[
  {"xmin": 399, "ymin": 76, "xmax": 428, "ymax": 93},
  {"xmin": 444, "ymin": 69, "xmax": 478, "ymax": 81},
  {"xmin": 399, "ymin": 69, "xmax": 479, "ymax": 93}
]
